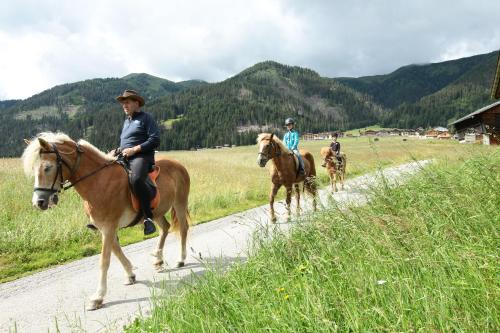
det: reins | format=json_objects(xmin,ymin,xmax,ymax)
[{"xmin": 35, "ymin": 142, "xmax": 115, "ymax": 194}]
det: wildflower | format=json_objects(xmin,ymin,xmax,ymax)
[
  {"xmin": 377, "ymin": 280, "xmax": 387, "ymax": 285},
  {"xmin": 276, "ymin": 287, "xmax": 285, "ymax": 293},
  {"xmin": 284, "ymin": 294, "xmax": 290, "ymax": 300}
]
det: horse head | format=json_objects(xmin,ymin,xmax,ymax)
[
  {"xmin": 257, "ymin": 133, "xmax": 281, "ymax": 167},
  {"xmin": 23, "ymin": 134, "xmax": 82, "ymax": 210}
]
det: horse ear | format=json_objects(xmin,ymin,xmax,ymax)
[
  {"xmin": 38, "ymin": 138, "xmax": 51, "ymax": 150},
  {"xmin": 24, "ymin": 138, "xmax": 31, "ymax": 146},
  {"xmin": 270, "ymin": 133, "xmax": 274, "ymax": 140}
]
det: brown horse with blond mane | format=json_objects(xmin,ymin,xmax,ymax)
[
  {"xmin": 320, "ymin": 147, "xmax": 346, "ymax": 192},
  {"xmin": 22, "ymin": 132, "xmax": 190, "ymax": 311},
  {"xmin": 257, "ymin": 133, "xmax": 317, "ymax": 222}
]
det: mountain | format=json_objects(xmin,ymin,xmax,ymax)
[
  {"xmin": 338, "ymin": 51, "xmax": 498, "ymax": 127},
  {"xmin": 149, "ymin": 61, "xmax": 385, "ymax": 150},
  {"xmin": 0, "ymin": 50, "xmax": 498, "ymax": 157},
  {"xmin": 5, "ymin": 73, "xmax": 207, "ymax": 118}
]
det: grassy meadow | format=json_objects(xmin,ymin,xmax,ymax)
[
  {"xmin": 126, "ymin": 149, "xmax": 499, "ymax": 332},
  {"xmin": 0, "ymin": 137, "xmax": 494, "ymax": 282}
]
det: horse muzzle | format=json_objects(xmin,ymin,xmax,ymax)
[
  {"xmin": 32, "ymin": 191, "xmax": 59, "ymax": 210},
  {"xmin": 257, "ymin": 155, "xmax": 268, "ymax": 168}
]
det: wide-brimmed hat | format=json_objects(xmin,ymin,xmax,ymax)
[{"xmin": 116, "ymin": 89, "xmax": 145, "ymax": 107}]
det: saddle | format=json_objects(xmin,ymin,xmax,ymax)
[
  {"xmin": 116, "ymin": 156, "xmax": 161, "ymax": 212},
  {"xmin": 130, "ymin": 165, "xmax": 161, "ymax": 212},
  {"xmin": 334, "ymin": 153, "xmax": 346, "ymax": 168}
]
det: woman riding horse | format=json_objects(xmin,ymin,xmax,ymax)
[{"xmin": 257, "ymin": 132, "xmax": 317, "ymax": 222}]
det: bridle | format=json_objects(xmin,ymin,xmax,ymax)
[
  {"xmin": 258, "ymin": 136, "xmax": 282, "ymax": 160},
  {"xmin": 34, "ymin": 142, "xmax": 114, "ymax": 195}
]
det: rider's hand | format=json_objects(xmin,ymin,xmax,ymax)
[
  {"xmin": 109, "ymin": 147, "xmax": 121, "ymax": 157},
  {"xmin": 122, "ymin": 146, "xmax": 141, "ymax": 158}
]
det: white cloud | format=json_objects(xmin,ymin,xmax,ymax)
[{"xmin": 0, "ymin": 0, "xmax": 499, "ymax": 99}]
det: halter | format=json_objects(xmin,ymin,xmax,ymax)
[
  {"xmin": 34, "ymin": 142, "xmax": 113, "ymax": 195},
  {"xmin": 258, "ymin": 139, "xmax": 282, "ymax": 160}
]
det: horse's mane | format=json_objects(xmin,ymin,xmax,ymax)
[
  {"xmin": 320, "ymin": 146, "xmax": 333, "ymax": 157},
  {"xmin": 22, "ymin": 132, "xmax": 113, "ymax": 176},
  {"xmin": 256, "ymin": 133, "xmax": 291, "ymax": 154}
]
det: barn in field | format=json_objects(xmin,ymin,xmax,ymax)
[{"xmin": 450, "ymin": 101, "xmax": 500, "ymax": 145}]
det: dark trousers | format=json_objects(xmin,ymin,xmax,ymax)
[{"xmin": 129, "ymin": 156, "xmax": 154, "ymax": 219}]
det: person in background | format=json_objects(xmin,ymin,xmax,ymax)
[
  {"xmin": 283, "ymin": 117, "xmax": 305, "ymax": 176},
  {"xmin": 330, "ymin": 132, "xmax": 342, "ymax": 165}
]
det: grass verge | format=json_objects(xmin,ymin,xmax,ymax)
[{"xmin": 126, "ymin": 150, "xmax": 499, "ymax": 332}]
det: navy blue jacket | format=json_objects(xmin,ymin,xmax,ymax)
[{"xmin": 120, "ymin": 111, "xmax": 160, "ymax": 159}]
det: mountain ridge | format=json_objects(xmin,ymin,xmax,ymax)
[{"xmin": 0, "ymin": 50, "xmax": 497, "ymax": 156}]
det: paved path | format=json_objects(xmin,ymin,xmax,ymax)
[{"xmin": 0, "ymin": 161, "xmax": 429, "ymax": 332}]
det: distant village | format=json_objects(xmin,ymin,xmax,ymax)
[
  {"xmin": 302, "ymin": 99, "xmax": 500, "ymax": 146},
  {"xmin": 302, "ymin": 126, "xmax": 451, "ymax": 140}
]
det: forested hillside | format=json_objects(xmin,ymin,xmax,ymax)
[
  {"xmin": 0, "ymin": 51, "xmax": 497, "ymax": 156},
  {"xmin": 339, "ymin": 51, "xmax": 498, "ymax": 128}
]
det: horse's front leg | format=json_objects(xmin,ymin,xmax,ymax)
[
  {"xmin": 285, "ymin": 186, "xmax": 292, "ymax": 221},
  {"xmin": 87, "ymin": 228, "xmax": 114, "ymax": 311},
  {"xmin": 111, "ymin": 235, "xmax": 136, "ymax": 285},
  {"xmin": 294, "ymin": 183, "xmax": 301, "ymax": 216},
  {"xmin": 269, "ymin": 183, "xmax": 281, "ymax": 223}
]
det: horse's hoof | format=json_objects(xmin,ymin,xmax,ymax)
[
  {"xmin": 86, "ymin": 299, "xmax": 103, "ymax": 311},
  {"xmin": 270, "ymin": 216, "xmax": 277, "ymax": 224},
  {"xmin": 124, "ymin": 274, "xmax": 136, "ymax": 285},
  {"xmin": 176, "ymin": 261, "xmax": 185, "ymax": 268},
  {"xmin": 154, "ymin": 261, "xmax": 164, "ymax": 270}
]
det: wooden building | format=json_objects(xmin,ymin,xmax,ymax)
[
  {"xmin": 302, "ymin": 131, "xmax": 341, "ymax": 140},
  {"xmin": 425, "ymin": 127, "xmax": 448, "ymax": 139},
  {"xmin": 450, "ymin": 101, "xmax": 500, "ymax": 145}
]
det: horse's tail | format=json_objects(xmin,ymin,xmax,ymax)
[
  {"xmin": 169, "ymin": 207, "xmax": 191, "ymax": 233},
  {"xmin": 304, "ymin": 151, "xmax": 316, "ymax": 177}
]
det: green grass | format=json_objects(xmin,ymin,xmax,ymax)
[
  {"xmin": 126, "ymin": 150, "xmax": 499, "ymax": 332},
  {"xmin": 14, "ymin": 106, "xmax": 59, "ymax": 120},
  {"xmin": 0, "ymin": 137, "xmax": 492, "ymax": 282},
  {"xmin": 343, "ymin": 124, "xmax": 393, "ymax": 136},
  {"xmin": 162, "ymin": 115, "xmax": 183, "ymax": 129}
]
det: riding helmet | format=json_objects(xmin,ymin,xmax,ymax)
[{"xmin": 285, "ymin": 118, "xmax": 295, "ymax": 125}]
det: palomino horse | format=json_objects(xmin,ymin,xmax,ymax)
[
  {"xmin": 320, "ymin": 147, "xmax": 346, "ymax": 192},
  {"xmin": 22, "ymin": 132, "xmax": 190, "ymax": 311},
  {"xmin": 257, "ymin": 133, "xmax": 317, "ymax": 222}
]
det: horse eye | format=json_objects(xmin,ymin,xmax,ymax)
[{"xmin": 44, "ymin": 165, "xmax": 52, "ymax": 172}]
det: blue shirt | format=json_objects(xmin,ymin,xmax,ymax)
[
  {"xmin": 283, "ymin": 130, "xmax": 299, "ymax": 150},
  {"xmin": 120, "ymin": 111, "xmax": 160, "ymax": 156}
]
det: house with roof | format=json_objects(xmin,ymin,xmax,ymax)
[
  {"xmin": 425, "ymin": 127, "xmax": 448, "ymax": 139},
  {"xmin": 450, "ymin": 101, "xmax": 500, "ymax": 145},
  {"xmin": 449, "ymin": 51, "xmax": 500, "ymax": 145}
]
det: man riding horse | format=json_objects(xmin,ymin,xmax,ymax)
[
  {"xmin": 115, "ymin": 89, "xmax": 159, "ymax": 235},
  {"xmin": 283, "ymin": 118, "xmax": 305, "ymax": 176}
]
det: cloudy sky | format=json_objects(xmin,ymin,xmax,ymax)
[{"xmin": 1, "ymin": 0, "xmax": 499, "ymax": 100}]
